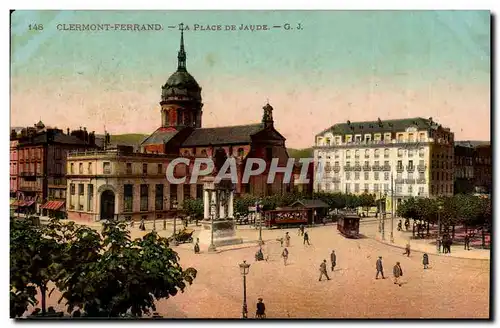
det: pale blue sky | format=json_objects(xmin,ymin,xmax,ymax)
[{"xmin": 10, "ymin": 10, "xmax": 491, "ymax": 147}]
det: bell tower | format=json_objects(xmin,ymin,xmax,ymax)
[{"xmin": 160, "ymin": 23, "xmax": 203, "ymax": 130}]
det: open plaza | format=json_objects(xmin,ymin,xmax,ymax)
[{"xmin": 31, "ymin": 218, "xmax": 490, "ymax": 319}]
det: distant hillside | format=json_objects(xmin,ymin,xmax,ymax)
[
  {"xmin": 110, "ymin": 134, "xmax": 148, "ymax": 147},
  {"xmin": 287, "ymin": 148, "xmax": 313, "ymax": 159}
]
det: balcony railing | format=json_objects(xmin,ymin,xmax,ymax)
[
  {"xmin": 395, "ymin": 178, "xmax": 404, "ymax": 184},
  {"xmin": 372, "ymin": 165, "xmax": 382, "ymax": 171},
  {"xmin": 417, "ymin": 165, "xmax": 427, "ymax": 172},
  {"xmin": 364, "ymin": 154, "xmax": 370, "ymax": 158},
  {"xmin": 344, "ymin": 166, "xmax": 353, "ymax": 171},
  {"xmin": 396, "ymin": 166, "xmax": 404, "ymax": 173},
  {"xmin": 19, "ymin": 171, "xmax": 36, "ymax": 177},
  {"xmin": 383, "ymin": 165, "xmax": 391, "ymax": 171},
  {"xmin": 354, "ymin": 165, "xmax": 362, "ymax": 171},
  {"xmin": 362, "ymin": 165, "xmax": 371, "ymax": 171},
  {"xmin": 417, "ymin": 178, "xmax": 426, "ymax": 184},
  {"xmin": 325, "ymin": 167, "xmax": 332, "ymax": 173},
  {"xmin": 406, "ymin": 165, "xmax": 415, "ymax": 172},
  {"xmin": 333, "ymin": 166, "xmax": 341, "ymax": 173},
  {"xmin": 405, "ymin": 178, "xmax": 416, "ymax": 184}
]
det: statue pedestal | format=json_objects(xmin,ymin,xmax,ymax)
[{"xmin": 198, "ymin": 219, "xmax": 243, "ymax": 248}]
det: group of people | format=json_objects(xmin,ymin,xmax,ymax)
[{"xmin": 375, "ymin": 251, "xmax": 431, "ymax": 286}]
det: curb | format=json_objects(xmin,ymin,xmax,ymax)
[{"xmin": 369, "ymin": 235, "xmax": 490, "ymax": 261}]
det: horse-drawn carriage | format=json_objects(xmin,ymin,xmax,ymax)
[{"xmin": 168, "ymin": 228, "xmax": 195, "ymax": 244}]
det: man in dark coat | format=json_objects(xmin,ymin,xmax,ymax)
[
  {"xmin": 281, "ymin": 248, "xmax": 289, "ymax": 266},
  {"xmin": 422, "ymin": 253, "xmax": 429, "ymax": 269},
  {"xmin": 256, "ymin": 298, "xmax": 266, "ymax": 318},
  {"xmin": 464, "ymin": 234, "xmax": 470, "ymax": 251},
  {"xmin": 376, "ymin": 256, "xmax": 385, "ymax": 279},
  {"xmin": 330, "ymin": 250, "xmax": 337, "ymax": 272},
  {"xmin": 393, "ymin": 262, "xmax": 403, "ymax": 286},
  {"xmin": 303, "ymin": 231, "xmax": 310, "ymax": 245},
  {"xmin": 319, "ymin": 259, "xmax": 331, "ymax": 281}
]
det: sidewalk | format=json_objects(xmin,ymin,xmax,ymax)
[{"xmin": 360, "ymin": 220, "xmax": 490, "ymax": 261}]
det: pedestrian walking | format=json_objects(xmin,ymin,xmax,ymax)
[
  {"xmin": 194, "ymin": 238, "xmax": 200, "ymax": 254},
  {"xmin": 393, "ymin": 262, "xmax": 403, "ymax": 286},
  {"xmin": 330, "ymin": 250, "xmax": 337, "ymax": 271},
  {"xmin": 422, "ymin": 253, "xmax": 429, "ymax": 269},
  {"xmin": 277, "ymin": 237, "xmax": 284, "ymax": 247},
  {"xmin": 139, "ymin": 218, "xmax": 146, "ymax": 231},
  {"xmin": 303, "ymin": 231, "xmax": 310, "ymax": 245},
  {"xmin": 375, "ymin": 256, "xmax": 385, "ymax": 279},
  {"xmin": 319, "ymin": 259, "xmax": 331, "ymax": 281},
  {"xmin": 322, "ymin": 217, "xmax": 326, "ymax": 226},
  {"xmin": 464, "ymin": 234, "xmax": 470, "ymax": 251},
  {"xmin": 403, "ymin": 243, "xmax": 411, "ymax": 257},
  {"xmin": 300, "ymin": 225, "xmax": 305, "ymax": 236},
  {"xmin": 281, "ymin": 248, "xmax": 289, "ymax": 266},
  {"xmin": 256, "ymin": 298, "xmax": 266, "ymax": 319},
  {"xmin": 285, "ymin": 232, "xmax": 290, "ymax": 247}
]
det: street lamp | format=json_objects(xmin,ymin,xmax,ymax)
[
  {"xmin": 239, "ymin": 260, "xmax": 251, "ymax": 319},
  {"xmin": 256, "ymin": 200, "xmax": 264, "ymax": 245},
  {"xmin": 208, "ymin": 200, "xmax": 217, "ymax": 253},
  {"xmin": 437, "ymin": 203, "xmax": 443, "ymax": 253},
  {"xmin": 172, "ymin": 200, "xmax": 179, "ymax": 246}
]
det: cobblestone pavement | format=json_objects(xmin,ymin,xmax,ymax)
[{"xmin": 35, "ymin": 221, "xmax": 490, "ymax": 319}]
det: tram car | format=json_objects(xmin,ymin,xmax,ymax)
[
  {"xmin": 263, "ymin": 208, "xmax": 308, "ymax": 228},
  {"xmin": 337, "ymin": 212, "xmax": 361, "ymax": 238}
]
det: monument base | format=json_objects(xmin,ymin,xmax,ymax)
[{"xmin": 198, "ymin": 219, "xmax": 243, "ymax": 248}]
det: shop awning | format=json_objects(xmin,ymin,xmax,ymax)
[
  {"xmin": 41, "ymin": 200, "xmax": 65, "ymax": 211},
  {"xmin": 11, "ymin": 200, "xmax": 36, "ymax": 207},
  {"xmin": 23, "ymin": 200, "xmax": 35, "ymax": 207}
]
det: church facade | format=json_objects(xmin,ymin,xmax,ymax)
[{"xmin": 141, "ymin": 29, "xmax": 293, "ymax": 197}]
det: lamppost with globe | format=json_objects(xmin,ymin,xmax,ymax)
[
  {"xmin": 208, "ymin": 199, "xmax": 217, "ymax": 253},
  {"xmin": 239, "ymin": 260, "xmax": 251, "ymax": 319}
]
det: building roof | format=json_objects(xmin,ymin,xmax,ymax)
[
  {"xmin": 290, "ymin": 199, "xmax": 330, "ymax": 209},
  {"xmin": 181, "ymin": 123, "xmax": 264, "ymax": 147},
  {"xmin": 18, "ymin": 130, "xmax": 90, "ymax": 146},
  {"xmin": 316, "ymin": 117, "xmax": 440, "ymax": 137},
  {"xmin": 454, "ymin": 140, "xmax": 490, "ymax": 148},
  {"xmin": 141, "ymin": 127, "xmax": 179, "ymax": 146}
]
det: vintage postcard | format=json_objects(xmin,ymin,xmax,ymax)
[{"xmin": 9, "ymin": 10, "xmax": 491, "ymax": 319}]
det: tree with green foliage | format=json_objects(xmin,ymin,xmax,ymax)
[
  {"xmin": 10, "ymin": 218, "xmax": 197, "ymax": 318},
  {"xmin": 182, "ymin": 198, "xmax": 203, "ymax": 220},
  {"xmin": 57, "ymin": 221, "xmax": 197, "ymax": 317},
  {"xmin": 10, "ymin": 217, "xmax": 63, "ymax": 317}
]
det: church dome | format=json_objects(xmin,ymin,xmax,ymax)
[
  {"xmin": 161, "ymin": 26, "xmax": 202, "ymax": 103},
  {"xmin": 161, "ymin": 70, "xmax": 201, "ymax": 102}
]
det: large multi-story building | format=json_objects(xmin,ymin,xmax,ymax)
[
  {"xmin": 15, "ymin": 121, "xmax": 99, "ymax": 214},
  {"xmin": 454, "ymin": 141, "xmax": 491, "ymax": 195},
  {"xmin": 66, "ymin": 145, "xmax": 189, "ymax": 223},
  {"xmin": 313, "ymin": 117, "xmax": 454, "ymax": 211}
]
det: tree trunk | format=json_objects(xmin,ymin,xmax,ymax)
[
  {"xmin": 452, "ymin": 225, "xmax": 455, "ymax": 239},
  {"xmin": 426, "ymin": 221, "xmax": 430, "ymax": 237},
  {"xmin": 412, "ymin": 223, "xmax": 415, "ymax": 237},
  {"xmin": 40, "ymin": 283, "xmax": 47, "ymax": 315}
]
